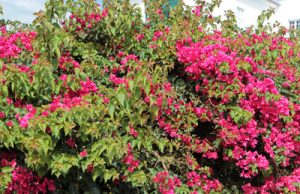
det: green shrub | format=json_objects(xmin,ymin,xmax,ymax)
[{"xmin": 0, "ymin": 0, "xmax": 299, "ymax": 193}]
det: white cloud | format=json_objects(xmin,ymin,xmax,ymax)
[{"xmin": 0, "ymin": 0, "xmax": 45, "ymax": 23}]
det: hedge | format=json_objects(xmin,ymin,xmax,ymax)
[{"xmin": 0, "ymin": 0, "xmax": 299, "ymax": 193}]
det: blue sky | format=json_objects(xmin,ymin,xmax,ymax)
[{"xmin": 0, "ymin": 0, "xmax": 102, "ymax": 23}]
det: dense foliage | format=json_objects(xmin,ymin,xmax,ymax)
[{"xmin": 0, "ymin": 0, "xmax": 299, "ymax": 193}]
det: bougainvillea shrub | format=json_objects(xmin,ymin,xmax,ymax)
[{"xmin": 0, "ymin": 0, "xmax": 299, "ymax": 193}]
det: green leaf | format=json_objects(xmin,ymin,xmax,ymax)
[
  {"xmin": 1, "ymin": 85, "xmax": 8, "ymax": 96},
  {"xmin": 108, "ymin": 104, "xmax": 115, "ymax": 118},
  {"xmin": 51, "ymin": 124, "xmax": 63, "ymax": 138},
  {"xmin": 128, "ymin": 171, "xmax": 147, "ymax": 187},
  {"xmin": 103, "ymin": 168, "xmax": 119, "ymax": 182},
  {"xmin": 117, "ymin": 92, "xmax": 126, "ymax": 107},
  {"xmin": 106, "ymin": 145, "xmax": 115, "ymax": 164},
  {"xmin": 129, "ymin": 80, "xmax": 134, "ymax": 91},
  {"xmin": 229, "ymin": 107, "xmax": 253, "ymax": 126},
  {"xmin": 158, "ymin": 141, "xmax": 165, "ymax": 153},
  {"xmin": 1, "ymin": 166, "xmax": 13, "ymax": 173}
]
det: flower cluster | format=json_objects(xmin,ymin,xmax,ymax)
[
  {"xmin": 5, "ymin": 167, "xmax": 56, "ymax": 194},
  {"xmin": 153, "ymin": 172, "xmax": 181, "ymax": 194},
  {"xmin": 175, "ymin": 29, "xmax": 300, "ymax": 192},
  {"xmin": 186, "ymin": 171, "xmax": 222, "ymax": 193},
  {"xmin": 0, "ymin": 152, "xmax": 56, "ymax": 194},
  {"xmin": 242, "ymin": 168, "xmax": 300, "ymax": 193},
  {"xmin": 0, "ymin": 27, "xmax": 36, "ymax": 59},
  {"xmin": 58, "ymin": 54, "xmax": 80, "ymax": 71},
  {"xmin": 15, "ymin": 104, "xmax": 36, "ymax": 128},
  {"xmin": 67, "ymin": 8, "xmax": 108, "ymax": 32},
  {"xmin": 123, "ymin": 143, "xmax": 140, "ymax": 172}
]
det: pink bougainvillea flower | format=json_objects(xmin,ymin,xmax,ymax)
[
  {"xmin": 6, "ymin": 120, "xmax": 14, "ymax": 127},
  {"xmin": 79, "ymin": 149, "xmax": 88, "ymax": 157},
  {"xmin": 0, "ymin": 111, "xmax": 5, "ymax": 119},
  {"xmin": 129, "ymin": 126, "xmax": 138, "ymax": 137}
]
